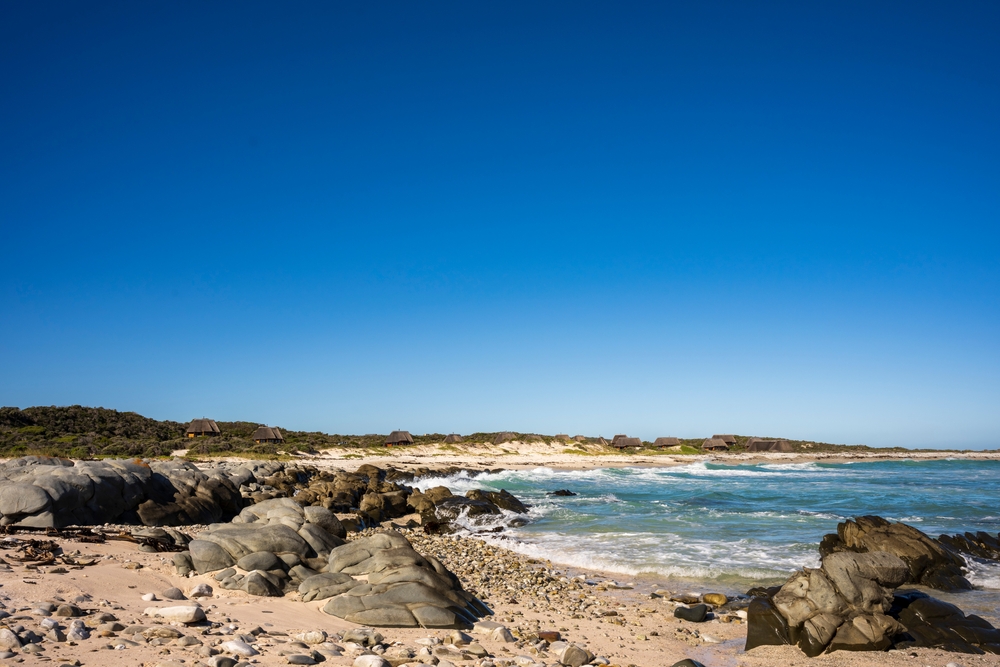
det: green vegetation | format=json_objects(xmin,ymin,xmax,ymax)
[{"xmin": 0, "ymin": 404, "xmax": 936, "ymax": 461}]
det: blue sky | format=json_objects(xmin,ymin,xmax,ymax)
[{"xmin": 1, "ymin": 2, "xmax": 998, "ymax": 447}]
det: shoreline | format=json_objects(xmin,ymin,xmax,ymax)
[
  {"xmin": 277, "ymin": 444, "xmax": 1000, "ymax": 473},
  {"xmin": 2, "ymin": 453, "xmax": 999, "ymax": 666},
  {"xmin": 2, "ymin": 520, "xmax": 994, "ymax": 667}
]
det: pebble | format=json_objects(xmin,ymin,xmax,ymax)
[
  {"xmin": 221, "ymin": 639, "xmax": 259, "ymax": 657},
  {"xmin": 161, "ymin": 587, "xmax": 186, "ymax": 600},
  {"xmin": 295, "ymin": 630, "xmax": 327, "ymax": 644},
  {"xmin": 141, "ymin": 593, "xmax": 158, "ymax": 602},
  {"xmin": 188, "ymin": 583, "xmax": 214, "ymax": 598}
]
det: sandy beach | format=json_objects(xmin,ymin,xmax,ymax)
[
  {"xmin": 275, "ymin": 441, "xmax": 1000, "ymax": 473},
  {"xmin": 2, "ymin": 522, "xmax": 997, "ymax": 667},
  {"xmin": 2, "ymin": 448, "xmax": 999, "ymax": 667}
]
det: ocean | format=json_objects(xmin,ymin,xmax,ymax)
[{"xmin": 412, "ymin": 459, "xmax": 1000, "ymax": 613}]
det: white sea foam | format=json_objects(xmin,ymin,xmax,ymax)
[{"xmin": 965, "ymin": 560, "xmax": 1000, "ymax": 590}]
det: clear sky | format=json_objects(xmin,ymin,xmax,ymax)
[{"xmin": 2, "ymin": 2, "xmax": 998, "ymax": 448}]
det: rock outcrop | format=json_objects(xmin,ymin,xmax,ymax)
[
  {"xmin": 318, "ymin": 531, "xmax": 492, "ymax": 628},
  {"xmin": 183, "ymin": 512, "xmax": 490, "ymax": 628},
  {"xmin": 0, "ymin": 456, "xmax": 525, "ymax": 536},
  {"xmin": 0, "ymin": 456, "xmax": 246, "ymax": 528},
  {"xmin": 748, "ymin": 516, "xmax": 1000, "ymax": 656},
  {"xmin": 819, "ymin": 515, "xmax": 972, "ymax": 590}
]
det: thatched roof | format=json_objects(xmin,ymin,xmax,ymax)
[
  {"xmin": 713, "ymin": 434, "xmax": 737, "ymax": 445},
  {"xmin": 443, "ymin": 434, "xmax": 463, "ymax": 443},
  {"xmin": 186, "ymin": 419, "xmax": 220, "ymax": 435},
  {"xmin": 493, "ymin": 432, "xmax": 516, "ymax": 445},
  {"xmin": 746, "ymin": 439, "xmax": 793, "ymax": 453},
  {"xmin": 596, "ymin": 437, "xmax": 609, "ymax": 447},
  {"xmin": 611, "ymin": 436, "xmax": 642, "ymax": 449},
  {"xmin": 702, "ymin": 438, "xmax": 729, "ymax": 451},
  {"xmin": 386, "ymin": 430, "xmax": 414, "ymax": 445},
  {"xmin": 653, "ymin": 437, "xmax": 680, "ymax": 447},
  {"xmin": 252, "ymin": 426, "xmax": 284, "ymax": 442},
  {"xmin": 572, "ymin": 435, "xmax": 586, "ymax": 442},
  {"xmin": 553, "ymin": 434, "xmax": 570, "ymax": 441}
]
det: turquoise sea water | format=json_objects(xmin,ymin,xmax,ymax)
[{"xmin": 413, "ymin": 460, "xmax": 1000, "ymax": 595}]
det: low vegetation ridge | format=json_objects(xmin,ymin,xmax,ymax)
[{"xmin": 0, "ymin": 405, "xmax": 912, "ymax": 459}]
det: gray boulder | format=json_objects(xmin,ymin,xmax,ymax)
[{"xmin": 320, "ymin": 532, "xmax": 490, "ymax": 628}]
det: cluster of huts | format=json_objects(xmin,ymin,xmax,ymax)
[
  {"xmin": 186, "ymin": 420, "xmax": 794, "ymax": 453},
  {"xmin": 608, "ymin": 433, "xmax": 793, "ymax": 453},
  {"xmin": 185, "ymin": 419, "xmax": 285, "ymax": 444}
]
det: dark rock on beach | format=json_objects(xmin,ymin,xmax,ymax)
[
  {"xmin": 748, "ymin": 515, "xmax": 1000, "ymax": 656},
  {"xmin": 818, "ymin": 515, "xmax": 972, "ymax": 591},
  {"xmin": 674, "ymin": 604, "xmax": 709, "ymax": 623}
]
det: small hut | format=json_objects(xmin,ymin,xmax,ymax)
[
  {"xmin": 553, "ymin": 434, "xmax": 570, "ymax": 442},
  {"xmin": 596, "ymin": 437, "xmax": 609, "ymax": 447},
  {"xmin": 653, "ymin": 437, "xmax": 680, "ymax": 448},
  {"xmin": 572, "ymin": 435, "xmax": 587, "ymax": 442},
  {"xmin": 713, "ymin": 434, "xmax": 737, "ymax": 446},
  {"xmin": 443, "ymin": 434, "xmax": 463, "ymax": 443},
  {"xmin": 385, "ymin": 430, "xmax": 414, "ymax": 447},
  {"xmin": 186, "ymin": 419, "xmax": 220, "ymax": 438},
  {"xmin": 611, "ymin": 435, "xmax": 642, "ymax": 449},
  {"xmin": 746, "ymin": 439, "xmax": 793, "ymax": 453},
  {"xmin": 702, "ymin": 438, "xmax": 729, "ymax": 451},
  {"xmin": 493, "ymin": 432, "xmax": 516, "ymax": 445},
  {"xmin": 252, "ymin": 426, "xmax": 284, "ymax": 444}
]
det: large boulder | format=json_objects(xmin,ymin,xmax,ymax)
[
  {"xmin": 320, "ymin": 532, "xmax": 491, "ymax": 628},
  {"xmin": 748, "ymin": 519, "xmax": 1000, "ymax": 657},
  {"xmin": 819, "ymin": 516, "xmax": 971, "ymax": 590},
  {"xmin": 0, "ymin": 457, "xmax": 247, "ymax": 528}
]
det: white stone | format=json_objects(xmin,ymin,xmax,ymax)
[
  {"xmin": 296, "ymin": 630, "xmax": 327, "ymax": 644},
  {"xmin": 352, "ymin": 656, "xmax": 390, "ymax": 667},
  {"xmin": 221, "ymin": 639, "xmax": 258, "ymax": 657},
  {"xmin": 472, "ymin": 620, "xmax": 506, "ymax": 634},
  {"xmin": 142, "ymin": 593, "xmax": 158, "ymax": 602},
  {"xmin": 144, "ymin": 605, "xmax": 206, "ymax": 624},
  {"xmin": 490, "ymin": 626, "xmax": 516, "ymax": 643},
  {"xmin": 0, "ymin": 628, "xmax": 21, "ymax": 650}
]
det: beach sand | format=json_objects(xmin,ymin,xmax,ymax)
[
  {"xmin": 277, "ymin": 441, "xmax": 1000, "ymax": 473},
  {"xmin": 3, "ymin": 446, "xmax": 999, "ymax": 666},
  {"xmin": 2, "ymin": 524, "xmax": 998, "ymax": 667}
]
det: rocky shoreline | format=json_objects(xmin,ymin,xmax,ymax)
[{"xmin": 2, "ymin": 455, "xmax": 1000, "ymax": 667}]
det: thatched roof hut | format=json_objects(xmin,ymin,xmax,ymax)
[
  {"xmin": 385, "ymin": 430, "xmax": 414, "ymax": 446},
  {"xmin": 702, "ymin": 438, "xmax": 729, "ymax": 451},
  {"xmin": 186, "ymin": 419, "xmax": 220, "ymax": 437},
  {"xmin": 572, "ymin": 435, "xmax": 586, "ymax": 442},
  {"xmin": 493, "ymin": 432, "xmax": 516, "ymax": 445},
  {"xmin": 653, "ymin": 437, "xmax": 680, "ymax": 447},
  {"xmin": 596, "ymin": 437, "xmax": 609, "ymax": 447},
  {"xmin": 713, "ymin": 434, "xmax": 737, "ymax": 446},
  {"xmin": 443, "ymin": 434, "xmax": 463, "ymax": 443},
  {"xmin": 611, "ymin": 435, "xmax": 642, "ymax": 448},
  {"xmin": 553, "ymin": 434, "xmax": 570, "ymax": 441},
  {"xmin": 746, "ymin": 439, "xmax": 793, "ymax": 453},
  {"xmin": 252, "ymin": 426, "xmax": 284, "ymax": 444}
]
